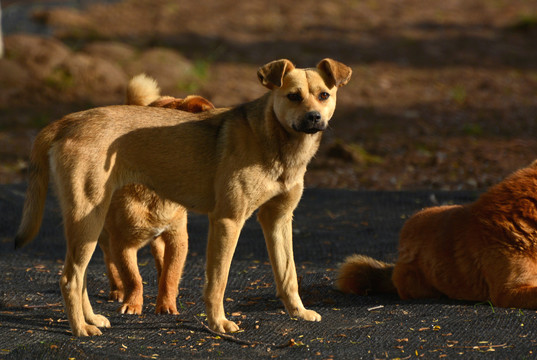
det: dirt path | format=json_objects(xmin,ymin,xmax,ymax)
[{"xmin": 1, "ymin": 0, "xmax": 536, "ymax": 189}]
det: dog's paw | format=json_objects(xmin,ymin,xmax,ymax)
[
  {"xmin": 291, "ymin": 308, "xmax": 322, "ymax": 322},
  {"xmin": 155, "ymin": 303, "xmax": 179, "ymax": 315},
  {"xmin": 302, "ymin": 309, "xmax": 322, "ymax": 322},
  {"xmin": 73, "ymin": 324, "xmax": 103, "ymax": 337},
  {"xmin": 86, "ymin": 314, "xmax": 111, "ymax": 328},
  {"xmin": 117, "ymin": 303, "xmax": 142, "ymax": 315},
  {"xmin": 109, "ymin": 290, "xmax": 124, "ymax": 302},
  {"xmin": 209, "ymin": 318, "xmax": 240, "ymax": 333}
]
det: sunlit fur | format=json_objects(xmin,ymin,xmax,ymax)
[
  {"xmin": 338, "ymin": 162, "xmax": 537, "ymax": 309},
  {"xmin": 99, "ymin": 74, "xmax": 214, "ymax": 315},
  {"xmin": 15, "ymin": 59, "xmax": 351, "ymax": 336}
]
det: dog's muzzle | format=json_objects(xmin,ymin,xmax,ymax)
[{"xmin": 292, "ymin": 111, "xmax": 327, "ymax": 134}]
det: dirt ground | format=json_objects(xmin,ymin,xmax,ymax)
[{"xmin": 1, "ymin": 0, "xmax": 536, "ymax": 190}]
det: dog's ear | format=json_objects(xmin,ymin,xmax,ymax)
[
  {"xmin": 317, "ymin": 58, "xmax": 352, "ymax": 88},
  {"xmin": 149, "ymin": 97, "xmax": 176, "ymax": 108},
  {"xmin": 257, "ymin": 59, "xmax": 296, "ymax": 89}
]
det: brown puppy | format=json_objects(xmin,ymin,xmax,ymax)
[
  {"xmin": 15, "ymin": 58, "xmax": 352, "ymax": 336},
  {"xmin": 98, "ymin": 74, "xmax": 215, "ymax": 315},
  {"xmin": 126, "ymin": 73, "xmax": 215, "ymax": 113},
  {"xmin": 337, "ymin": 162, "xmax": 537, "ymax": 309}
]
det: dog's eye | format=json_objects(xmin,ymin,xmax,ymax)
[
  {"xmin": 318, "ymin": 92, "xmax": 330, "ymax": 101},
  {"xmin": 287, "ymin": 93, "xmax": 303, "ymax": 102}
]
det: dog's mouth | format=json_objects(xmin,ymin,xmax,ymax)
[{"xmin": 292, "ymin": 122, "xmax": 326, "ymax": 134}]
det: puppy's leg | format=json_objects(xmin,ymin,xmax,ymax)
[
  {"xmin": 155, "ymin": 224, "xmax": 188, "ymax": 314},
  {"xmin": 150, "ymin": 236, "xmax": 165, "ymax": 281},
  {"xmin": 155, "ymin": 211, "xmax": 188, "ymax": 314},
  {"xmin": 257, "ymin": 186, "xmax": 321, "ymax": 323},
  {"xmin": 114, "ymin": 244, "xmax": 144, "ymax": 315},
  {"xmin": 204, "ymin": 215, "xmax": 244, "ymax": 332},
  {"xmin": 98, "ymin": 232, "xmax": 125, "ymax": 301}
]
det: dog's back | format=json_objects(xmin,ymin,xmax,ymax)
[
  {"xmin": 339, "ymin": 163, "xmax": 537, "ymax": 309},
  {"xmin": 393, "ymin": 204, "xmax": 487, "ymax": 301}
]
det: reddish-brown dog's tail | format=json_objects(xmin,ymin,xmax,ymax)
[
  {"xmin": 336, "ymin": 254, "xmax": 397, "ymax": 295},
  {"xmin": 14, "ymin": 123, "xmax": 58, "ymax": 249}
]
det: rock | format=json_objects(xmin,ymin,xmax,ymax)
[
  {"xmin": 4, "ymin": 34, "xmax": 71, "ymax": 79},
  {"xmin": 126, "ymin": 48, "xmax": 194, "ymax": 94}
]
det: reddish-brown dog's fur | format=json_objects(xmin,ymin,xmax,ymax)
[
  {"xmin": 98, "ymin": 74, "xmax": 215, "ymax": 315},
  {"xmin": 149, "ymin": 95, "xmax": 214, "ymax": 112},
  {"xmin": 338, "ymin": 163, "xmax": 537, "ymax": 309}
]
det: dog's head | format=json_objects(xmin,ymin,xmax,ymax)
[{"xmin": 257, "ymin": 58, "xmax": 351, "ymax": 135}]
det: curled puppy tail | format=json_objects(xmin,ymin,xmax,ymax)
[
  {"xmin": 126, "ymin": 73, "xmax": 161, "ymax": 106},
  {"xmin": 336, "ymin": 254, "xmax": 397, "ymax": 295}
]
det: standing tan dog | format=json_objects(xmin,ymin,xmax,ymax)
[
  {"xmin": 337, "ymin": 162, "xmax": 537, "ymax": 309},
  {"xmin": 99, "ymin": 74, "xmax": 215, "ymax": 315},
  {"xmin": 15, "ymin": 58, "xmax": 352, "ymax": 336}
]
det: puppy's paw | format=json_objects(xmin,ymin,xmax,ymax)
[
  {"xmin": 73, "ymin": 324, "xmax": 103, "ymax": 337},
  {"xmin": 109, "ymin": 290, "xmax": 124, "ymax": 302},
  {"xmin": 209, "ymin": 318, "xmax": 240, "ymax": 333},
  {"xmin": 117, "ymin": 303, "xmax": 142, "ymax": 315},
  {"xmin": 155, "ymin": 303, "xmax": 179, "ymax": 315},
  {"xmin": 87, "ymin": 314, "xmax": 111, "ymax": 328}
]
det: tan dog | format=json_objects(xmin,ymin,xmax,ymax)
[
  {"xmin": 98, "ymin": 74, "xmax": 215, "ymax": 315},
  {"xmin": 337, "ymin": 162, "xmax": 537, "ymax": 309},
  {"xmin": 15, "ymin": 58, "xmax": 352, "ymax": 336}
]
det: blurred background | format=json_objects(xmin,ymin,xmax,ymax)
[{"xmin": 0, "ymin": 0, "xmax": 536, "ymax": 190}]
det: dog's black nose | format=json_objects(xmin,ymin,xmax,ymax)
[{"xmin": 306, "ymin": 111, "xmax": 322, "ymax": 124}]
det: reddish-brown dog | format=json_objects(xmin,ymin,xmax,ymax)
[
  {"xmin": 338, "ymin": 162, "xmax": 537, "ymax": 309},
  {"xmin": 99, "ymin": 74, "xmax": 215, "ymax": 315}
]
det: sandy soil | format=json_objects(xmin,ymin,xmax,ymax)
[{"xmin": 1, "ymin": 0, "xmax": 536, "ymax": 190}]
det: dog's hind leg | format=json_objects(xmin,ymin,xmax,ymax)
[
  {"xmin": 53, "ymin": 158, "xmax": 114, "ymax": 335},
  {"xmin": 60, "ymin": 211, "xmax": 111, "ymax": 336},
  {"xmin": 258, "ymin": 186, "xmax": 321, "ymax": 323},
  {"xmin": 392, "ymin": 262, "xmax": 443, "ymax": 300},
  {"xmin": 82, "ymin": 266, "xmax": 111, "ymax": 327}
]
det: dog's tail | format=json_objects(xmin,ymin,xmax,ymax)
[
  {"xmin": 336, "ymin": 254, "xmax": 397, "ymax": 295},
  {"xmin": 126, "ymin": 73, "xmax": 162, "ymax": 106},
  {"xmin": 14, "ymin": 123, "xmax": 58, "ymax": 249}
]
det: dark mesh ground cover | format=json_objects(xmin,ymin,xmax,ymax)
[{"xmin": 1, "ymin": 184, "xmax": 537, "ymax": 359}]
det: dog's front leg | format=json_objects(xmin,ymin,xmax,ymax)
[
  {"xmin": 257, "ymin": 187, "xmax": 322, "ymax": 323},
  {"xmin": 204, "ymin": 215, "xmax": 244, "ymax": 333}
]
